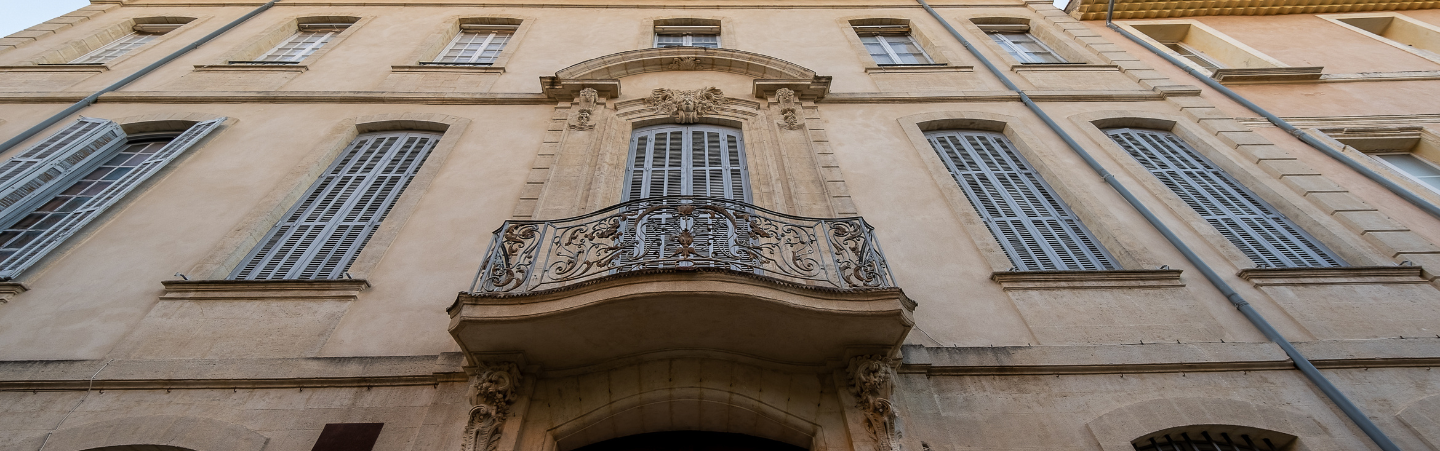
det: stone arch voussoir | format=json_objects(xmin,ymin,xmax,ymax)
[
  {"xmin": 37, "ymin": 415, "xmax": 268, "ymax": 451},
  {"xmin": 549, "ymin": 387, "xmax": 820, "ymax": 451}
]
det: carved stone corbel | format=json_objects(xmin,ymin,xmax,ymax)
[
  {"xmin": 569, "ymin": 88, "xmax": 599, "ymax": 131},
  {"xmin": 775, "ymin": 88, "xmax": 803, "ymax": 130},
  {"xmin": 848, "ymin": 355, "xmax": 903, "ymax": 451},
  {"xmin": 645, "ymin": 87, "xmax": 725, "ymax": 124},
  {"xmin": 461, "ymin": 362, "xmax": 523, "ymax": 451}
]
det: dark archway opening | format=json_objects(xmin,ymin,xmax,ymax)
[
  {"xmin": 85, "ymin": 447, "xmax": 195, "ymax": 451},
  {"xmin": 573, "ymin": 431, "xmax": 808, "ymax": 451}
]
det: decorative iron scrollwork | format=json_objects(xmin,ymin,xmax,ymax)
[{"xmin": 471, "ymin": 196, "xmax": 894, "ymax": 294}]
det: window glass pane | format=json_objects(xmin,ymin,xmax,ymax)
[
  {"xmin": 1163, "ymin": 42, "xmax": 1223, "ymax": 70},
  {"xmin": 859, "ymin": 36, "xmax": 896, "ymax": 64},
  {"xmin": 882, "ymin": 35, "xmax": 931, "ymax": 64},
  {"xmin": 1376, "ymin": 153, "xmax": 1440, "ymax": 192},
  {"xmin": 257, "ymin": 30, "xmax": 338, "ymax": 62},
  {"xmin": 990, "ymin": 32, "xmax": 1065, "ymax": 63},
  {"xmin": 70, "ymin": 33, "xmax": 159, "ymax": 64},
  {"xmin": 435, "ymin": 31, "xmax": 512, "ymax": 64},
  {"xmin": 689, "ymin": 34, "xmax": 720, "ymax": 48},
  {"xmin": 655, "ymin": 35, "xmax": 687, "ymax": 47}
]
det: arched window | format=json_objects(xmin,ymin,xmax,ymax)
[
  {"xmin": 1104, "ymin": 127, "xmax": 1344, "ymax": 268},
  {"xmin": 926, "ymin": 129, "xmax": 1117, "ymax": 270},
  {"xmin": 1132, "ymin": 425, "xmax": 1296, "ymax": 451},
  {"xmin": 231, "ymin": 131, "xmax": 441, "ymax": 280},
  {"xmin": 0, "ymin": 117, "xmax": 224, "ymax": 279},
  {"xmin": 624, "ymin": 124, "xmax": 749, "ymax": 201}
]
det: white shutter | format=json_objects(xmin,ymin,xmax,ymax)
[
  {"xmin": 624, "ymin": 125, "xmax": 748, "ymax": 201},
  {"xmin": 0, "ymin": 118, "xmax": 226, "ymax": 279},
  {"xmin": 231, "ymin": 131, "xmax": 441, "ymax": 280},
  {"xmin": 0, "ymin": 118, "xmax": 126, "ymax": 219},
  {"xmin": 1105, "ymin": 128, "xmax": 1344, "ymax": 268},
  {"xmin": 926, "ymin": 130, "xmax": 1118, "ymax": 271}
]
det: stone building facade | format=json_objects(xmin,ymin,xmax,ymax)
[{"xmin": 0, "ymin": 0, "xmax": 1438, "ymax": 450}]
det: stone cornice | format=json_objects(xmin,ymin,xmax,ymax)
[
  {"xmin": 1237, "ymin": 265, "xmax": 1427, "ymax": 285},
  {"xmin": 0, "ymin": 90, "xmax": 1187, "ymax": 105},
  {"xmin": 160, "ymin": 278, "xmax": 371, "ymax": 301},
  {"xmin": 0, "ymin": 354, "xmax": 467, "ymax": 391},
  {"xmin": 1073, "ymin": 0, "xmax": 1440, "ymax": 21},
  {"xmin": 990, "ymin": 269, "xmax": 1184, "ymax": 290}
]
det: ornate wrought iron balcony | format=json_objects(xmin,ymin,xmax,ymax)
[{"xmin": 470, "ymin": 196, "xmax": 894, "ymax": 294}]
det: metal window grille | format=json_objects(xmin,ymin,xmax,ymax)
[
  {"xmin": 624, "ymin": 125, "xmax": 749, "ymax": 201},
  {"xmin": 0, "ymin": 117, "xmax": 224, "ymax": 279},
  {"xmin": 69, "ymin": 32, "xmax": 159, "ymax": 64},
  {"xmin": 654, "ymin": 34, "xmax": 720, "ymax": 48},
  {"xmin": 253, "ymin": 29, "xmax": 343, "ymax": 63},
  {"xmin": 434, "ymin": 30, "xmax": 513, "ymax": 64},
  {"xmin": 1106, "ymin": 128, "xmax": 1344, "ymax": 268},
  {"xmin": 231, "ymin": 131, "xmax": 441, "ymax": 280},
  {"xmin": 987, "ymin": 32, "xmax": 1066, "ymax": 64},
  {"xmin": 858, "ymin": 34, "xmax": 934, "ymax": 65},
  {"xmin": 1162, "ymin": 41, "xmax": 1224, "ymax": 71},
  {"xmin": 926, "ymin": 130, "xmax": 1118, "ymax": 271},
  {"xmin": 1133, "ymin": 431, "xmax": 1281, "ymax": 451},
  {"xmin": 1373, "ymin": 153, "xmax": 1440, "ymax": 194}
]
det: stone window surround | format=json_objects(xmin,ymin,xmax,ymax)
[
  {"xmin": 639, "ymin": 16, "xmax": 735, "ymax": 50},
  {"xmin": 1073, "ymin": 110, "xmax": 1393, "ymax": 270},
  {"xmin": 895, "ymin": 110, "xmax": 1159, "ymax": 274},
  {"xmin": 959, "ymin": 15, "xmax": 1095, "ymax": 66},
  {"xmin": 837, "ymin": 16, "xmax": 961, "ymax": 71},
  {"xmin": 1317, "ymin": 125, "xmax": 1440, "ymax": 206},
  {"xmin": 184, "ymin": 113, "xmax": 471, "ymax": 282},
  {"xmin": 0, "ymin": 112, "xmax": 231, "ymax": 286},
  {"xmin": 196, "ymin": 15, "xmax": 371, "ymax": 71},
  {"xmin": 1320, "ymin": 12, "xmax": 1440, "ymax": 67},
  {"xmin": 2, "ymin": 15, "xmax": 206, "ymax": 69},
  {"xmin": 392, "ymin": 14, "xmax": 536, "ymax": 76},
  {"xmin": 1114, "ymin": 19, "xmax": 1324, "ymax": 83},
  {"xmin": 1086, "ymin": 397, "xmax": 1333, "ymax": 451}
]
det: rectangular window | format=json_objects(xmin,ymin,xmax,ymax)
[
  {"xmin": 69, "ymin": 32, "xmax": 159, "ymax": 64},
  {"xmin": 653, "ymin": 23, "xmax": 721, "ymax": 49},
  {"xmin": 1162, "ymin": 41, "xmax": 1224, "ymax": 71},
  {"xmin": 231, "ymin": 131, "xmax": 441, "ymax": 280},
  {"xmin": 1373, "ymin": 153, "xmax": 1440, "ymax": 194},
  {"xmin": 1331, "ymin": 14, "xmax": 1440, "ymax": 61},
  {"xmin": 433, "ymin": 24, "xmax": 516, "ymax": 65},
  {"xmin": 854, "ymin": 25, "xmax": 934, "ymax": 65},
  {"xmin": 246, "ymin": 23, "xmax": 351, "ymax": 64},
  {"xmin": 0, "ymin": 117, "xmax": 224, "ymax": 279},
  {"xmin": 625, "ymin": 125, "xmax": 748, "ymax": 201},
  {"xmin": 1105, "ymin": 128, "xmax": 1344, "ymax": 268},
  {"xmin": 926, "ymin": 130, "xmax": 1118, "ymax": 271},
  {"xmin": 987, "ymin": 32, "xmax": 1066, "ymax": 64}
]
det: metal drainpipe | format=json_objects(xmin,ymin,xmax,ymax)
[
  {"xmin": 1103, "ymin": 2, "xmax": 1440, "ymax": 221},
  {"xmin": 0, "ymin": 0, "xmax": 283, "ymax": 155},
  {"xmin": 913, "ymin": 0, "xmax": 1402, "ymax": 449}
]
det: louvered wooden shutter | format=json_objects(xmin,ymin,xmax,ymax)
[
  {"xmin": 0, "ymin": 118, "xmax": 226, "ymax": 279},
  {"xmin": 624, "ymin": 125, "xmax": 748, "ymax": 201},
  {"xmin": 926, "ymin": 130, "xmax": 1118, "ymax": 271},
  {"xmin": 232, "ymin": 131, "xmax": 441, "ymax": 280},
  {"xmin": 0, "ymin": 118, "xmax": 127, "ymax": 226},
  {"xmin": 1105, "ymin": 128, "xmax": 1344, "ymax": 268}
]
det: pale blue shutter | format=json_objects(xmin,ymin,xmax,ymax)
[
  {"xmin": 231, "ymin": 131, "xmax": 441, "ymax": 280},
  {"xmin": 624, "ymin": 125, "xmax": 748, "ymax": 201},
  {"xmin": 1105, "ymin": 128, "xmax": 1344, "ymax": 268},
  {"xmin": 0, "ymin": 118, "xmax": 126, "ymax": 224},
  {"xmin": 0, "ymin": 118, "xmax": 225, "ymax": 279},
  {"xmin": 926, "ymin": 130, "xmax": 1118, "ymax": 271}
]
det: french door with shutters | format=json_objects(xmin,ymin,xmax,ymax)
[
  {"xmin": 231, "ymin": 131, "xmax": 441, "ymax": 280},
  {"xmin": 624, "ymin": 124, "xmax": 750, "ymax": 201}
]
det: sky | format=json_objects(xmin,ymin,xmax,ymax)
[{"xmin": 0, "ymin": 0, "xmax": 91, "ymax": 38}]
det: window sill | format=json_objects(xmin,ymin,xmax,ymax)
[
  {"xmin": 193, "ymin": 64, "xmax": 308, "ymax": 73},
  {"xmin": 159, "ymin": 279, "xmax": 370, "ymax": 302},
  {"xmin": 392, "ymin": 64, "xmax": 505, "ymax": 74},
  {"xmin": 990, "ymin": 269, "xmax": 1183, "ymax": 290},
  {"xmin": 1011, "ymin": 63, "xmax": 1119, "ymax": 72},
  {"xmin": 1212, "ymin": 66, "xmax": 1324, "ymax": 83},
  {"xmin": 864, "ymin": 65, "xmax": 972, "ymax": 73},
  {"xmin": 1237, "ymin": 266, "xmax": 1425, "ymax": 286},
  {"xmin": 0, "ymin": 65, "xmax": 109, "ymax": 73}
]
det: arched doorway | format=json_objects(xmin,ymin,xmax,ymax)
[
  {"xmin": 84, "ymin": 447, "xmax": 195, "ymax": 451},
  {"xmin": 573, "ymin": 431, "xmax": 807, "ymax": 451}
]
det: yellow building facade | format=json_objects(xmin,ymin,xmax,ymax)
[{"xmin": 0, "ymin": 0, "xmax": 1438, "ymax": 450}]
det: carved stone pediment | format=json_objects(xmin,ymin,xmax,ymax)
[{"xmin": 646, "ymin": 87, "xmax": 725, "ymax": 124}]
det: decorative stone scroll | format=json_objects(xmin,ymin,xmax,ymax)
[
  {"xmin": 569, "ymin": 88, "xmax": 598, "ymax": 131},
  {"xmin": 776, "ymin": 88, "xmax": 803, "ymax": 130},
  {"xmin": 645, "ymin": 87, "xmax": 725, "ymax": 124},
  {"xmin": 848, "ymin": 355, "xmax": 903, "ymax": 451},
  {"xmin": 461, "ymin": 362, "xmax": 523, "ymax": 451},
  {"xmin": 668, "ymin": 56, "xmax": 702, "ymax": 71}
]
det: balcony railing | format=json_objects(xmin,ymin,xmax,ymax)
[{"xmin": 470, "ymin": 196, "xmax": 894, "ymax": 294}]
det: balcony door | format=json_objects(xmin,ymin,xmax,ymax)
[{"xmin": 624, "ymin": 124, "xmax": 749, "ymax": 201}]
